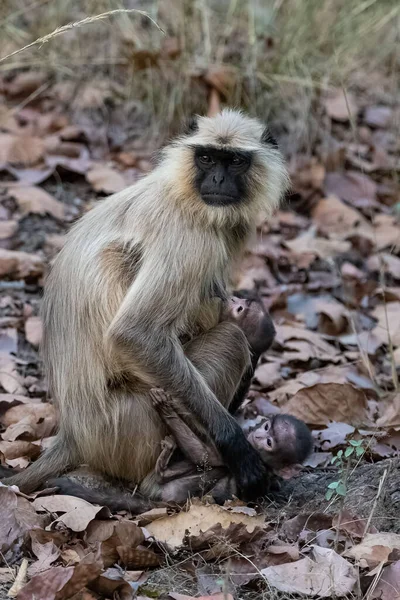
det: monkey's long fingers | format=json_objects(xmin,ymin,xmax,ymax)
[{"xmin": 150, "ymin": 388, "xmax": 175, "ymax": 410}]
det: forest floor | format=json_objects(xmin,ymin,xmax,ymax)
[{"xmin": 1, "ymin": 4, "xmax": 400, "ymax": 600}]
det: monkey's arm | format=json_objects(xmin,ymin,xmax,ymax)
[
  {"xmin": 151, "ymin": 389, "xmax": 222, "ymax": 468},
  {"xmin": 106, "ymin": 253, "xmax": 269, "ymax": 501}
]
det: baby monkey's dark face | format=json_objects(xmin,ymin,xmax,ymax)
[
  {"xmin": 247, "ymin": 415, "xmax": 313, "ymax": 480},
  {"xmin": 193, "ymin": 146, "xmax": 252, "ymax": 207}
]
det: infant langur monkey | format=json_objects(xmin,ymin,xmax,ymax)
[
  {"xmin": 148, "ymin": 297, "xmax": 313, "ymax": 503},
  {"xmin": 150, "ymin": 389, "xmax": 313, "ymax": 502}
]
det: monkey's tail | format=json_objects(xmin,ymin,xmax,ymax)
[
  {"xmin": 1, "ymin": 437, "xmax": 75, "ymax": 494},
  {"xmin": 47, "ymin": 477, "xmax": 165, "ymax": 514}
]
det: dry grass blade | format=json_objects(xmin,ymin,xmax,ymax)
[{"xmin": 0, "ymin": 8, "xmax": 163, "ymax": 64}]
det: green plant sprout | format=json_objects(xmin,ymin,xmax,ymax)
[{"xmin": 326, "ymin": 439, "xmax": 365, "ymax": 501}]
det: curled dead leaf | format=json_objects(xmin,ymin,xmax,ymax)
[
  {"xmin": 0, "ymin": 248, "xmax": 44, "ymax": 279},
  {"xmin": 32, "ymin": 495, "xmax": 111, "ymax": 532},
  {"xmin": 0, "ymin": 133, "xmax": 45, "ymax": 166},
  {"xmin": 87, "ymin": 164, "xmax": 126, "ymax": 194},
  {"xmin": 0, "ymin": 487, "xmax": 42, "ymax": 557},
  {"xmin": 345, "ymin": 532, "xmax": 400, "ymax": 569},
  {"xmin": 9, "ymin": 186, "xmax": 65, "ymax": 220},
  {"xmin": 25, "ymin": 316, "xmax": 43, "ymax": 347}
]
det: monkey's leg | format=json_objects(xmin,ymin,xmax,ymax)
[
  {"xmin": 150, "ymin": 388, "xmax": 222, "ymax": 468},
  {"xmin": 160, "ymin": 467, "xmax": 228, "ymax": 503},
  {"xmin": 47, "ymin": 476, "xmax": 163, "ymax": 513}
]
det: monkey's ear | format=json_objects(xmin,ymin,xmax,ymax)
[
  {"xmin": 261, "ymin": 127, "xmax": 279, "ymax": 149},
  {"xmin": 184, "ymin": 116, "xmax": 199, "ymax": 135}
]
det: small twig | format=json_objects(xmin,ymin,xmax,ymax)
[
  {"xmin": 363, "ymin": 467, "xmax": 388, "ymax": 538},
  {"xmin": 0, "ymin": 9, "xmax": 164, "ymax": 64}
]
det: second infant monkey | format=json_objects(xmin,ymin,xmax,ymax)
[{"xmin": 150, "ymin": 388, "xmax": 313, "ymax": 503}]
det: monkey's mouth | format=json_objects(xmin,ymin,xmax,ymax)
[{"xmin": 201, "ymin": 193, "xmax": 242, "ymax": 207}]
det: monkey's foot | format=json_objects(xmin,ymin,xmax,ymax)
[{"xmin": 150, "ymin": 388, "xmax": 175, "ymax": 411}]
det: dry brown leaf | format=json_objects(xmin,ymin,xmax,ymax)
[
  {"xmin": 0, "ymin": 440, "xmax": 40, "ymax": 460},
  {"xmin": 333, "ymin": 510, "xmax": 375, "ymax": 538},
  {"xmin": 373, "ymin": 215, "xmax": 400, "ymax": 251},
  {"xmin": 0, "ymin": 133, "xmax": 45, "ymax": 166},
  {"xmin": 25, "ymin": 316, "xmax": 43, "ymax": 347},
  {"xmin": 87, "ymin": 165, "xmax": 126, "ymax": 194},
  {"xmin": 324, "ymin": 171, "xmax": 377, "ymax": 206},
  {"xmin": 146, "ymin": 501, "xmax": 265, "ymax": 550},
  {"xmin": 262, "ymin": 545, "xmax": 356, "ymax": 597},
  {"xmin": 32, "ymin": 495, "xmax": 111, "ymax": 532},
  {"xmin": 345, "ymin": 533, "xmax": 400, "ymax": 568},
  {"xmin": 283, "ymin": 383, "xmax": 369, "ymax": 426},
  {"xmin": 313, "ymin": 298, "xmax": 349, "ymax": 336},
  {"xmin": 28, "ymin": 534, "xmax": 60, "ymax": 576},
  {"xmin": 285, "ymin": 227, "xmax": 351, "ymax": 259},
  {"xmin": 55, "ymin": 552, "xmax": 104, "ymax": 599},
  {"xmin": 275, "ymin": 325, "xmax": 341, "ymax": 363},
  {"xmin": 372, "ymin": 302, "xmax": 400, "ymax": 347},
  {"xmin": 314, "ymin": 422, "xmax": 355, "ymax": 450},
  {"xmin": 377, "ymin": 393, "xmax": 400, "ymax": 427},
  {"xmin": 0, "ymin": 248, "xmax": 44, "ymax": 279},
  {"xmin": 0, "ymin": 394, "xmax": 39, "ymax": 415},
  {"xmin": 324, "ymin": 89, "xmax": 357, "ymax": 122},
  {"xmin": 368, "ymin": 253, "xmax": 400, "ymax": 280},
  {"xmin": 9, "ymin": 186, "xmax": 65, "ymax": 220},
  {"xmin": 312, "ymin": 195, "xmax": 373, "ymax": 241},
  {"xmin": 339, "ymin": 331, "xmax": 383, "ymax": 355},
  {"xmin": 16, "ymin": 566, "xmax": 74, "ymax": 600},
  {"xmin": 2, "ymin": 401, "xmax": 55, "ymax": 429},
  {"xmin": 370, "ymin": 560, "xmax": 400, "ymax": 599},
  {"xmin": 0, "ymin": 487, "xmax": 42, "ymax": 556},
  {"xmin": 0, "ymin": 354, "xmax": 25, "ymax": 395}
]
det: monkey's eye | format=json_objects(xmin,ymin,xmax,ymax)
[
  {"xmin": 264, "ymin": 420, "xmax": 270, "ymax": 432},
  {"xmin": 231, "ymin": 156, "xmax": 245, "ymax": 166},
  {"xmin": 266, "ymin": 437, "xmax": 273, "ymax": 448},
  {"xmin": 199, "ymin": 155, "xmax": 213, "ymax": 164}
]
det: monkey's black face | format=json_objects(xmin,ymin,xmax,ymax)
[{"xmin": 193, "ymin": 146, "xmax": 252, "ymax": 207}]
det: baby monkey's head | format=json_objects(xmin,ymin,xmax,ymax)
[
  {"xmin": 247, "ymin": 414, "xmax": 313, "ymax": 480},
  {"xmin": 222, "ymin": 296, "xmax": 275, "ymax": 355}
]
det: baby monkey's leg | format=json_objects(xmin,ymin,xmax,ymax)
[{"xmin": 150, "ymin": 388, "xmax": 222, "ymax": 468}]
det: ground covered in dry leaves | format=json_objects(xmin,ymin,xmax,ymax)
[{"xmin": 0, "ymin": 71, "xmax": 400, "ymax": 600}]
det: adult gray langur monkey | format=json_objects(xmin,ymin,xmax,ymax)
[{"xmin": 3, "ymin": 109, "xmax": 289, "ymax": 502}]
